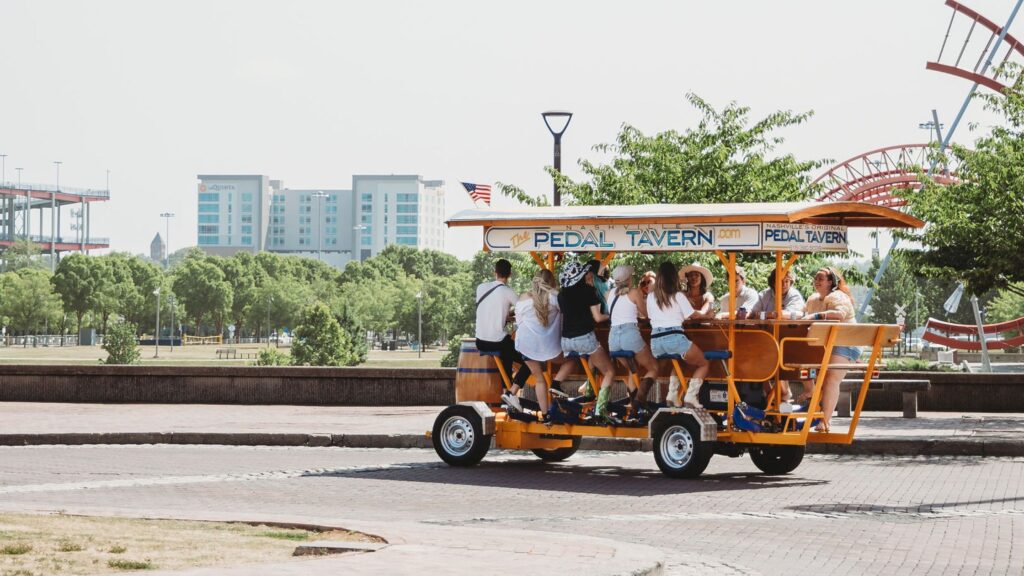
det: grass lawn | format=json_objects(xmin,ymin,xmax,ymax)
[
  {"xmin": 0, "ymin": 512, "xmax": 380, "ymax": 575},
  {"xmin": 0, "ymin": 343, "xmax": 445, "ymax": 368}
]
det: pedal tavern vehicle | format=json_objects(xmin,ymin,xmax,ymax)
[{"xmin": 431, "ymin": 201, "xmax": 923, "ymax": 478}]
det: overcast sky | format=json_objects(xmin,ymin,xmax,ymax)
[{"xmin": 1, "ymin": 0, "xmax": 1019, "ymax": 261}]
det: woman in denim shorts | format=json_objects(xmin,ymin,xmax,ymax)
[
  {"xmin": 608, "ymin": 265, "xmax": 660, "ymax": 414},
  {"xmin": 552, "ymin": 260, "xmax": 618, "ymax": 424},
  {"xmin": 801, "ymin": 266, "xmax": 860, "ymax": 432},
  {"xmin": 646, "ymin": 262, "xmax": 710, "ymax": 408}
]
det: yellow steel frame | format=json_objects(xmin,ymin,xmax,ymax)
[{"xmin": 476, "ymin": 227, "xmax": 902, "ymax": 449}]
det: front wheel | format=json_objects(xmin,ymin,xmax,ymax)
[
  {"xmin": 749, "ymin": 444, "xmax": 805, "ymax": 475},
  {"xmin": 432, "ymin": 405, "xmax": 491, "ymax": 466},
  {"xmin": 531, "ymin": 437, "xmax": 581, "ymax": 462},
  {"xmin": 652, "ymin": 415, "xmax": 714, "ymax": 478}
]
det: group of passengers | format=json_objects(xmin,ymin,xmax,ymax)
[{"xmin": 474, "ymin": 256, "xmax": 858, "ymax": 430}]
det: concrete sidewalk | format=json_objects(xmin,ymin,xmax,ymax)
[{"xmin": 1, "ymin": 402, "xmax": 1022, "ymax": 456}]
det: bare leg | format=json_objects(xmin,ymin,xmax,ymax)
[
  {"xmin": 526, "ymin": 360, "xmax": 549, "ymax": 414},
  {"xmin": 589, "ymin": 347, "xmax": 616, "ymax": 392},
  {"xmin": 554, "ymin": 357, "xmax": 577, "ymax": 384},
  {"xmin": 683, "ymin": 343, "xmax": 709, "ymax": 380},
  {"xmin": 819, "ymin": 357, "xmax": 849, "ymax": 430}
]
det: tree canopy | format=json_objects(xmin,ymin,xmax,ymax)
[{"xmin": 902, "ymin": 67, "xmax": 1024, "ymax": 298}]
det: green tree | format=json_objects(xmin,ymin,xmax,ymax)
[
  {"xmin": 51, "ymin": 253, "xmax": 101, "ymax": 335},
  {"xmin": 517, "ymin": 93, "xmax": 823, "ymax": 208},
  {"xmin": 171, "ymin": 253, "xmax": 232, "ymax": 335},
  {"xmin": 290, "ymin": 301, "xmax": 360, "ymax": 366},
  {"xmin": 102, "ymin": 317, "xmax": 141, "ymax": 364},
  {"xmin": 988, "ymin": 283, "xmax": 1024, "ymax": 324},
  {"xmin": 902, "ymin": 66, "xmax": 1024, "ymax": 298},
  {"xmin": 2, "ymin": 239, "xmax": 46, "ymax": 272},
  {"xmin": 0, "ymin": 268, "xmax": 62, "ymax": 338}
]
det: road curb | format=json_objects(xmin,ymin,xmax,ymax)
[{"xmin": 1, "ymin": 432, "xmax": 1022, "ymax": 457}]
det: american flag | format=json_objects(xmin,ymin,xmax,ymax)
[{"xmin": 461, "ymin": 182, "xmax": 492, "ymax": 206}]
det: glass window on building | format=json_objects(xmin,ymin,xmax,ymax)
[
  {"xmin": 397, "ymin": 193, "xmax": 418, "ymax": 203},
  {"xmin": 242, "ymin": 204, "xmax": 253, "ymax": 213},
  {"xmin": 198, "ymin": 215, "xmax": 219, "ymax": 223},
  {"xmin": 361, "ymin": 236, "xmax": 372, "ymax": 246},
  {"xmin": 396, "ymin": 204, "xmax": 417, "ymax": 214},
  {"xmin": 361, "ymin": 204, "xmax": 372, "ymax": 212},
  {"xmin": 397, "ymin": 237, "xmax": 417, "ymax": 246},
  {"xmin": 198, "ymin": 235, "xmax": 218, "ymax": 245},
  {"xmin": 242, "ymin": 236, "xmax": 252, "ymax": 245},
  {"xmin": 361, "ymin": 214, "xmax": 371, "ymax": 223},
  {"xmin": 198, "ymin": 225, "xmax": 219, "ymax": 234},
  {"xmin": 361, "ymin": 193, "xmax": 372, "ymax": 202},
  {"xmin": 397, "ymin": 215, "xmax": 417, "ymax": 224},
  {"xmin": 241, "ymin": 192, "xmax": 253, "ymax": 202},
  {"xmin": 198, "ymin": 193, "xmax": 219, "ymax": 202},
  {"xmin": 241, "ymin": 215, "xmax": 253, "ymax": 224},
  {"xmin": 241, "ymin": 225, "xmax": 252, "ymax": 234},
  {"xmin": 396, "ymin": 226, "xmax": 417, "ymax": 235},
  {"xmin": 198, "ymin": 204, "xmax": 219, "ymax": 213}
]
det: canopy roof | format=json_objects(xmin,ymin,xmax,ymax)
[{"xmin": 446, "ymin": 201, "xmax": 924, "ymax": 229}]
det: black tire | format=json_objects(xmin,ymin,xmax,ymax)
[
  {"xmin": 749, "ymin": 444, "xmax": 805, "ymax": 475},
  {"xmin": 432, "ymin": 405, "xmax": 491, "ymax": 466},
  {"xmin": 652, "ymin": 414, "xmax": 714, "ymax": 478},
  {"xmin": 531, "ymin": 437, "xmax": 582, "ymax": 462}
]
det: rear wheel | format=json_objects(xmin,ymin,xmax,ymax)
[
  {"xmin": 432, "ymin": 405, "xmax": 491, "ymax": 466},
  {"xmin": 749, "ymin": 444, "xmax": 805, "ymax": 475},
  {"xmin": 531, "ymin": 437, "xmax": 582, "ymax": 462},
  {"xmin": 652, "ymin": 414, "xmax": 713, "ymax": 478}
]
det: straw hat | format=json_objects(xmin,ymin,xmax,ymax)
[{"xmin": 679, "ymin": 262, "xmax": 714, "ymax": 287}]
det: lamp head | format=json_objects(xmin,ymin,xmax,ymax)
[{"xmin": 542, "ymin": 110, "xmax": 573, "ymax": 136}]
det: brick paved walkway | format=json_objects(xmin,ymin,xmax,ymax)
[{"xmin": 0, "ymin": 445, "xmax": 1022, "ymax": 574}]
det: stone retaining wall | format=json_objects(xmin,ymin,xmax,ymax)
[
  {"xmin": 0, "ymin": 365, "xmax": 455, "ymax": 406},
  {"xmin": 0, "ymin": 366, "xmax": 1022, "ymax": 411}
]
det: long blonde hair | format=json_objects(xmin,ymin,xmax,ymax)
[{"xmin": 529, "ymin": 269, "xmax": 558, "ymax": 327}]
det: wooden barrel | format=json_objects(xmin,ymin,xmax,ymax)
[{"xmin": 455, "ymin": 338, "xmax": 502, "ymax": 404}]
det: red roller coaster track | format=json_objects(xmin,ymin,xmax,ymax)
[
  {"xmin": 923, "ymin": 316, "xmax": 1024, "ymax": 350},
  {"xmin": 811, "ymin": 144, "xmax": 958, "ymax": 207},
  {"xmin": 926, "ymin": 0, "xmax": 1024, "ymax": 93}
]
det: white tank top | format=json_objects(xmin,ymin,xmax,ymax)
[
  {"xmin": 609, "ymin": 290, "xmax": 639, "ymax": 326},
  {"xmin": 646, "ymin": 291, "xmax": 696, "ymax": 329}
]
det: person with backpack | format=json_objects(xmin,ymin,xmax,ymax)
[
  {"xmin": 475, "ymin": 258, "xmax": 531, "ymax": 409},
  {"xmin": 551, "ymin": 259, "xmax": 619, "ymax": 424}
]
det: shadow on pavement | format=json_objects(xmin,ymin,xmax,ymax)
[{"xmin": 311, "ymin": 458, "xmax": 827, "ymax": 497}]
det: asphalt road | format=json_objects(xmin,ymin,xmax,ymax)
[{"xmin": 1, "ymin": 445, "xmax": 1022, "ymax": 575}]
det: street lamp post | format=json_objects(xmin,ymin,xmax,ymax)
[
  {"xmin": 541, "ymin": 111, "xmax": 573, "ymax": 206},
  {"xmin": 266, "ymin": 295, "xmax": 273, "ymax": 347},
  {"xmin": 52, "ymin": 161, "xmax": 61, "ymax": 273},
  {"xmin": 160, "ymin": 212, "xmax": 175, "ymax": 269},
  {"xmin": 312, "ymin": 191, "xmax": 327, "ymax": 262},
  {"xmin": 168, "ymin": 293, "xmax": 176, "ymax": 352},
  {"xmin": 415, "ymin": 291, "xmax": 423, "ymax": 359},
  {"xmin": 153, "ymin": 287, "xmax": 161, "ymax": 358}
]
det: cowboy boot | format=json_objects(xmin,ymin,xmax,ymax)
[{"xmin": 683, "ymin": 378, "xmax": 704, "ymax": 409}]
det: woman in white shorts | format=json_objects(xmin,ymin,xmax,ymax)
[
  {"xmin": 607, "ymin": 265, "xmax": 660, "ymax": 414},
  {"xmin": 647, "ymin": 261, "xmax": 710, "ymax": 408}
]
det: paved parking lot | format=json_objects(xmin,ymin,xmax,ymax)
[{"xmin": 1, "ymin": 445, "xmax": 1021, "ymax": 574}]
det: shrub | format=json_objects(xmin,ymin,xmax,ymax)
[
  {"xmin": 255, "ymin": 347, "xmax": 290, "ymax": 366},
  {"xmin": 441, "ymin": 334, "xmax": 468, "ymax": 367},
  {"xmin": 290, "ymin": 302, "xmax": 361, "ymax": 367},
  {"xmin": 102, "ymin": 318, "xmax": 140, "ymax": 365}
]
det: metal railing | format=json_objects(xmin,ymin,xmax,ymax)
[
  {"xmin": 0, "ymin": 181, "xmax": 111, "ymax": 199},
  {"xmin": 3, "ymin": 335, "xmax": 82, "ymax": 347},
  {"xmin": 0, "ymin": 233, "xmax": 110, "ymax": 245}
]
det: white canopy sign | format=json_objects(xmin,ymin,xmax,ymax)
[{"xmin": 483, "ymin": 223, "xmax": 847, "ymax": 253}]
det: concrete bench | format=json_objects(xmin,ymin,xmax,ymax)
[{"xmin": 837, "ymin": 379, "xmax": 931, "ymax": 418}]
